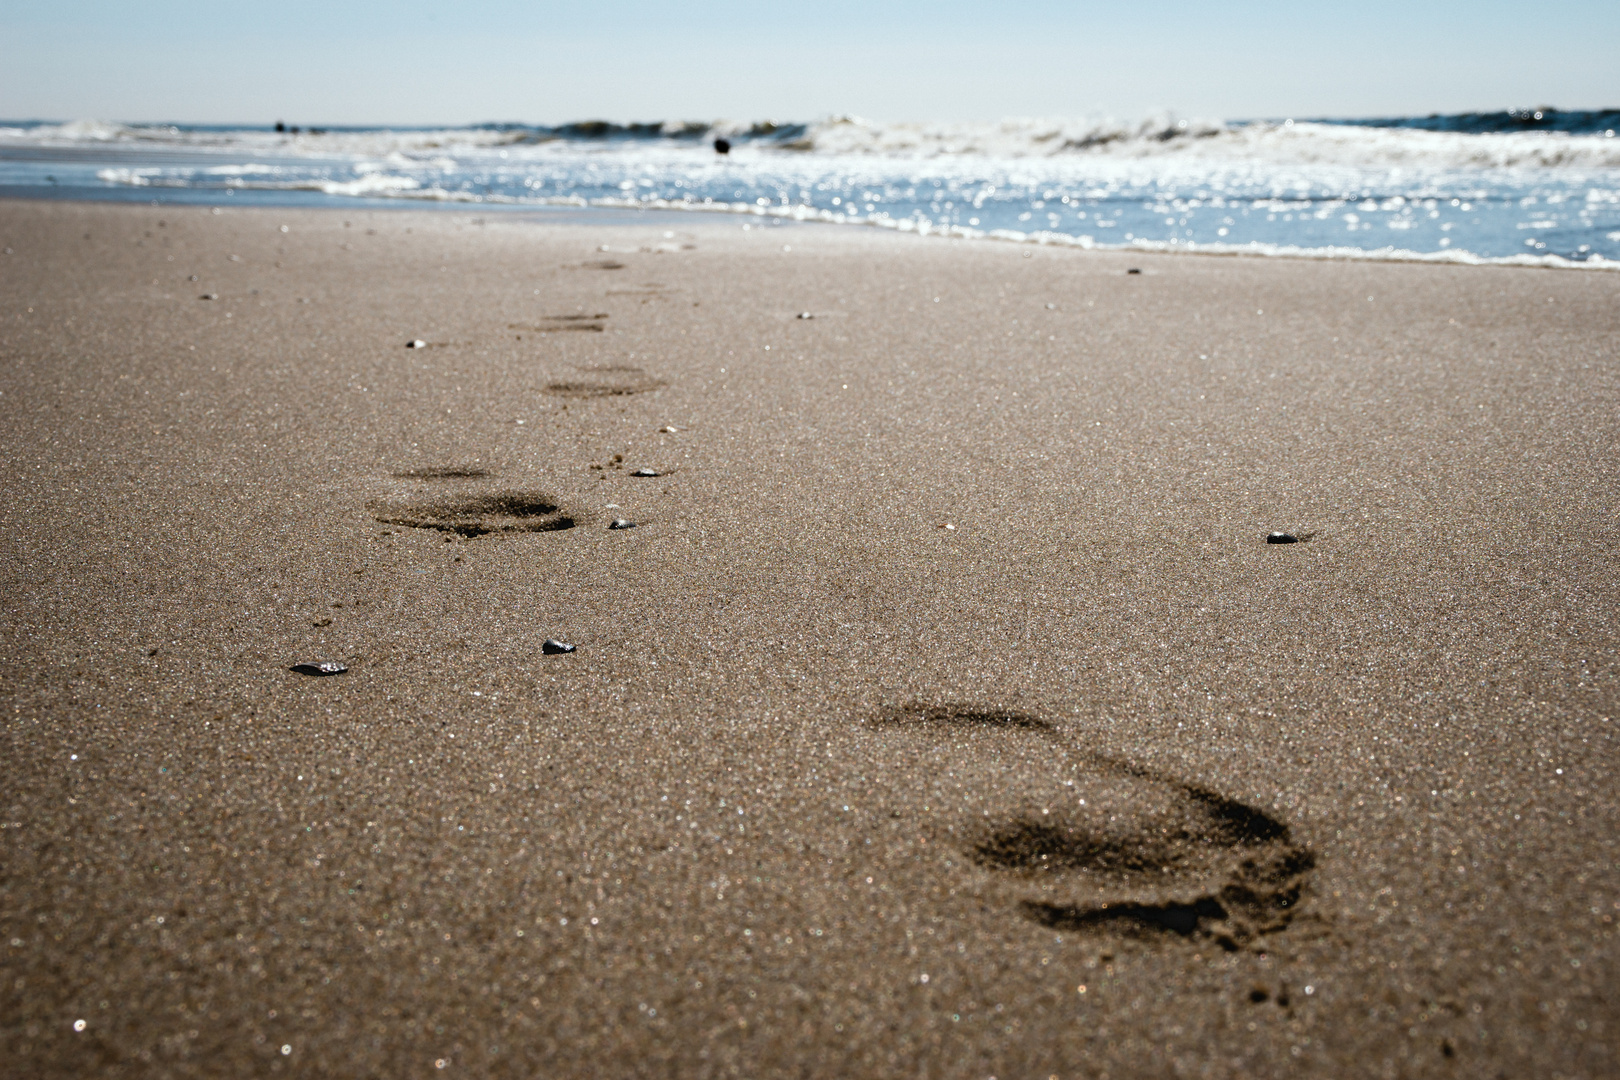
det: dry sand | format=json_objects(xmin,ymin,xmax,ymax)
[{"xmin": 1, "ymin": 198, "xmax": 1617, "ymax": 1079}]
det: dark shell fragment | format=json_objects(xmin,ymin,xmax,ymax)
[
  {"xmin": 630, "ymin": 467, "xmax": 659, "ymax": 477},
  {"xmin": 542, "ymin": 639, "xmax": 576, "ymax": 654},
  {"xmin": 609, "ymin": 518, "xmax": 636, "ymax": 530},
  {"xmin": 290, "ymin": 661, "xmax": 347, "ymax": 676},
  {"xmin": 1266, "ymin": 531, "xmax": 1299, "ymax": 544}
]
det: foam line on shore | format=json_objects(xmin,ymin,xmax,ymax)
[{"xmin": 70, "ymin": 171, "xmax": 1620, "ymax": 270}]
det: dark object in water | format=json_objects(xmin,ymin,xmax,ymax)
[
  {"xmin": 1126, "ymin": 268, "xmax": 1142, "ymax": 275},
  {"xmin": 1266, "ymin": 531, "xmax": 1299, "ymax": 544},
  {"xmin": 713, "ymin": 137, "xmax": 731, "ymax": 155},
  {"xmin": 275, "ymin": 121, "xmax": 286, "ymax": 133},
  {"xmin": 290, "ymin": 661, "xmax": 347, "ymax": 676},
  {"xmin": 609, "ymin": 518, "xmax": 636, "ymax": 530},
  {"xmin": 630, "ymin": 467, "xmax": 659, "ymax": 477},
  {"xmin": 542, "ymin": 639, "xmax": 576, "ymax": 655}
]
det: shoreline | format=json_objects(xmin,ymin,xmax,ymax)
[
  {"xmin": 3, "ymin": 198, "xmax": 1617, "ymax": 1078},
  {"xmin": 2, "ymin": 188, "xmax": 1615, "ymax": 272}
]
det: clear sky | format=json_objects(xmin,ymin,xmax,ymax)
[{"xmin": 2, "ymin": 0, "xmax": 1616, "ymax": 126}]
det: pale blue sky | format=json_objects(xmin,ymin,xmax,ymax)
[{"xmin": 1, "ymin": 1, "xmax": 1615, "ymax": 125}]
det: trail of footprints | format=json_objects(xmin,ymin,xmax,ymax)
[
  {"xmin": 374, "ymin": 305, "xmax": 670, "ymax": 530},
  {"xmin": 374, "ymin": 304, "xmax": 1314, "ymax": 951},
  {"xmin": 867, "ymin": 704, "xmax": 1315, "ymax": 950}
]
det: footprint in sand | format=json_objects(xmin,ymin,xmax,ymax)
[
  {"xmin": 544, "ymin": 363, "xmax": 665, "ymax": 399},
  {"xmin": 509, "ymin": 315, "xmax": 609, "ymax": 335},
  {"xmin": 369, "ymin": 470, "xmax": 576, "ymax": 536},
  {"xmin": 863, "ymin": 703, "xmax": 1314, "ymax": 950}
]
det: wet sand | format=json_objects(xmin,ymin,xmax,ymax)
[{"xmin": 2, "ymin": 198, "xmax": 1617, "ymax": 1079}]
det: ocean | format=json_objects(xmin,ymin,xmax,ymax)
[{"xmin": 2, "ymin": 109, "xmax": 1617, "ymax": 268}]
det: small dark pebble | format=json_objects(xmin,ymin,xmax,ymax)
[
  {"xmin": 290, "ymin": 661, "xmax": 347, "ymax": 676},
  {"xmin": 1126, "ymin": 268, "xmax": 1142, "ymax": 275},
  {"xmin": 609, "ymin": 518, "xmax": 636, "ymax": 530},
  {"xmin": 630, "ymin": 467, "xmax": 659, "ymax": 477},
  {"xmin": 200, "ymin": 293, "xmax": 218, "ymax": 300},
  {"xmin": 542, "ymin": 639, "xmax": 576, "ymax": 654},
  {"xmin": 1266, "ymin": 531, "xmax": 1299, "ymax": 544}
]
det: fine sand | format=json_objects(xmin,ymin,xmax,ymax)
[{"xmin": 2, "ymin": 199, "xmax": 1617, "ymax": 1079}]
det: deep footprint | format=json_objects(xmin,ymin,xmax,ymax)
[
  {"xmin": 868, "ymin": 702, "xmax": 1315, "ymax": 949},
  {"xmin": 368, "ymin": 491, "xmax": 575, "ymax": 537}
]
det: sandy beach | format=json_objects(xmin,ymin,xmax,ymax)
[{"xmin": 2, "ymin": 198, "xmax": 1617, "ymax": 1078}]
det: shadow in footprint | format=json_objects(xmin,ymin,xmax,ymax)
[
  {"xmin": 368, "ymin": 492, "xmax": 575, "ymax": 537},
  {"xmin": 866, "ymin": 702, "xmax": 1315, "ymax": 950},
  {"xmin": 1028, "ymin": 896, "xmax": 1231, "ymax": 936}
]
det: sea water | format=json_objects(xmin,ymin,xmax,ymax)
[{"xmin": 2, "ymin": 110, "xmax": 1617, "ymax": 267}]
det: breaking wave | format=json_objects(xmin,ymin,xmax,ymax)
[{"xmin": 7, "ymin": 112, "xmax": 1619, "ymax": 169}]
